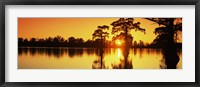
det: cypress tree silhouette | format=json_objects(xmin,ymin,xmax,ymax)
[
  {"xmin": 92, "ymin": 25, "xmax": 109, "ymax": 69},
  {"xmin": 111, "ymin": 18, "xmax": 145, "ymax": 69},
  {"xmin": 145, "ymin": 18, "xmax": 182, "ymax": 69}
]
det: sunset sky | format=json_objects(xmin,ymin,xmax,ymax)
[{"xmin": 18, "ymin": 18, "xmax": 182, "ymax": 43}]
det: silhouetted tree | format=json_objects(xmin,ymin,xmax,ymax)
[
  {"xmin": 85, "ymin": 39, "xmax": 93, "ymax": 47},
  {"xmin": 46, "ymin": 37, "xmax": 53, "ymax": 46},
  {"xmin": 53, "ymin": 36, "xmax": 64, "ymax": 43},
  {"xmin": 18, "ymin": 38, "xmax": 23, "ymax": 46},
  {"xmin": 110, "ymin": 18, "xmax": 145, "ymax": 69},
  {"xmin": 30, "ymin": 38, "xmax": 37, "ymax": 46},
  {"xmin": 92, "ymin": 25, "xmax": 109, "ymax": 69},
  {"xmin": 23, "ymin": 38, "xmax": 29, "ymax": 46},
  {"xmin": 92, "ymin": 25, "xmax": 109, "ymax": 48},
  {"xmin": 68, "ymin": 37, "xmax": 76, "ymax": 46},
  {"xmin": 18, "ymin": 38, "xmax": 23, "ymax": 42},
  {"xmin": 111, "ymin": 18, "xmax": 145, "ymax": 48},
  {"xmin": 30, "ymin": 38, "xmax": 37, "ymax": 43},
  {"xmin": 145, "ymin": 18, "xmax": 182, "ymax": 69},
  {"xmin": 46, "ymin": 37, "xmax": 53, "ymax": 42},
  {"xmin": 76, "ymin": 38, "xmax": 84, "ymax": 46},
  {"xmin": 52, "ymin": 35, "xmax": 64, "ymax": 46},
  {"xmin": 139, "ymin": 40, "xmax": 145, "ymax": 48},
  {"xmin": 112, "ymin": 33, "xmax": 133, "ymax": 47}
]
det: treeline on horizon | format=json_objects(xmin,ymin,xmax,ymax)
[{"xmin": 18, "ymin": 35, "xmax": 182, "ymax": 48}]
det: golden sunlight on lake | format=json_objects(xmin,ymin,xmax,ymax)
[{"xmin": 18, "ymin": 47, "xmax": 182, "ymax": 69}]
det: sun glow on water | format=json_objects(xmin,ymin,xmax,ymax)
[{"xmin": 117, "ymin": 48, "xmax": 122, "ymax": 58}]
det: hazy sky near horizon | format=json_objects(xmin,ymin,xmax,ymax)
[{"xmin": 18, "ymin": 18, "xmax": 182, "ymax": 43}]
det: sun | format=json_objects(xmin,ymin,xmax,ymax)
[{"xmin": 115, "ymin": 39, "xmax": 123, "ymax": 46}]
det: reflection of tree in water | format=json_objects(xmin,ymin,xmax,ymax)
[
  {"xmin": 68, "ymin": 49, "xmax": 76, "ymax": 57},
  {"xmin": 52, "ymin": 48, "xmax": 64, "ymax": 57},
  {"xmin": 92, "ymin": 48, "xmax": 133, "ymax": 69},
  {"xmin": 139, "ymin": 48, "xmax": 144, "ymax": 58},
  {"xmin": 20, "ymin": 47, "xmax": 28, "ymax": 55},
  {"xmin": 155, "ymin": 49, "xmax": 161, "ymax": 54},
  {"xmin": 76, "ymin": 49, "xmax": 84, "ymax": 56},
  {"xmin": 133, "ymin": 48, "xmax": 137, "ymax": 56},
  {"xmin": 18, "ymin": 47, "xmax": 90, "ymax": 58},
  {"xmin": 112, "ymin": 47, "xmax": 133, "ymax": 69},
  {"xmin": 132, "ymin": 48, "xmax": 144, "ymax": 58},
  {"xmin": 18, "ymin": 47, "xmax": 23, "ymax": 56},
  {"xmin": 85, "ymin": 48, "xmax": 96, "ymax": 55},
  {"xmin": 36, "ymin": 48, "xmax": 65, "ymax": 58},
  {"xmin": 147, "ymin": 48, "xmax": 150, "ymax": 55},
  {"xmin": 104, "ymin": 48, "xmax": 111, "ymax": 55},
  {"xmin": 68, "ymin": 48, "xmax": 84, "ymax": 58},
  {"xmin": 29, "ymin": 48, "xmax": 37, "ymax": 56},
  {"xmin": 92, "ymin": 48, "xmax": 106, "ymax": 69},
  {"xmin": 92, "ymin": 48, "xmax": 112, "ymax": 69}
]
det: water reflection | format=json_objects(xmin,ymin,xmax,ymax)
[
  {"xmin": 18, "ymin": 47, "xmax": 96, "ymax": 58},
  {"xmin": 111, "ymin": 48, "xmax": 133, "ymax": 69},
  {"xmin": 92, "ymin": 48, "xmax": 104, "ymax": 69},
  {"xmin": 18, "ymin": 47, "xmax": 182, "ymax": 69},
  {"xmin": 161, "ymin": 48, "xmax": 180, "ymax": 69}
]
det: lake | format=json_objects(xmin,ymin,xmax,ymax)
[{"xmin": 18, "ymin": 47, "xmax": 182, "ymax": 69}]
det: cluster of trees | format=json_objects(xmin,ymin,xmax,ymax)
[
  {"xmin": 18, "ymin": 36, "xmax": 108, "ymax": 47},
  {"xmin": 18, "ymin": 18, "xmax": 182, "ymax": 49},
  {"xmin": 91, "ymin": 18, "xmax": 182, "ymax": 69},
  {"xmin": 19, "ymin": 36, "xmax": 168, "ymax": 48},
  {"xmin": 18, "ymin": 36, "xmax": 182, "ymax": 48},
  {"xmin": 145, "ymin": 18, "xmax": 182, "ymax": 69},
  {"xmin": 19, "ymin": 18, "xmax": 182, "ymax": 69}
]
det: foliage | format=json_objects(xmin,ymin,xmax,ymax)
[
  {"xmin": 92, "ymin": 25, "xmax": 109, "ymax": 47},
  {"xmin": 92, "ymin": 25, "xmax": 109, "ymax": 40},
  {"xmin": 110, "ymin": 18, "xmax": 145, "ymax": 47},
  {"xmin": 145, "ymin": 18, "xmax": 182, "ymax": 44},
  {"xmin": 111, "ymin": 18, "xmax": 146, "ymax": 34}
]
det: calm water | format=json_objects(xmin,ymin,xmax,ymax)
[{"xmin": 18, "ymin": 47, "xmax": 182, "ymax": 69}]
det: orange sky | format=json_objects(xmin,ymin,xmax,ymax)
[{"xmin": 18, "ymin": 18, "xmax": 181, "ymax": 43}]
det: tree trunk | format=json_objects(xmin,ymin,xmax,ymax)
[{"xmin": 163, "ymin": 18, "xmax": 180, "ymax": 69}]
